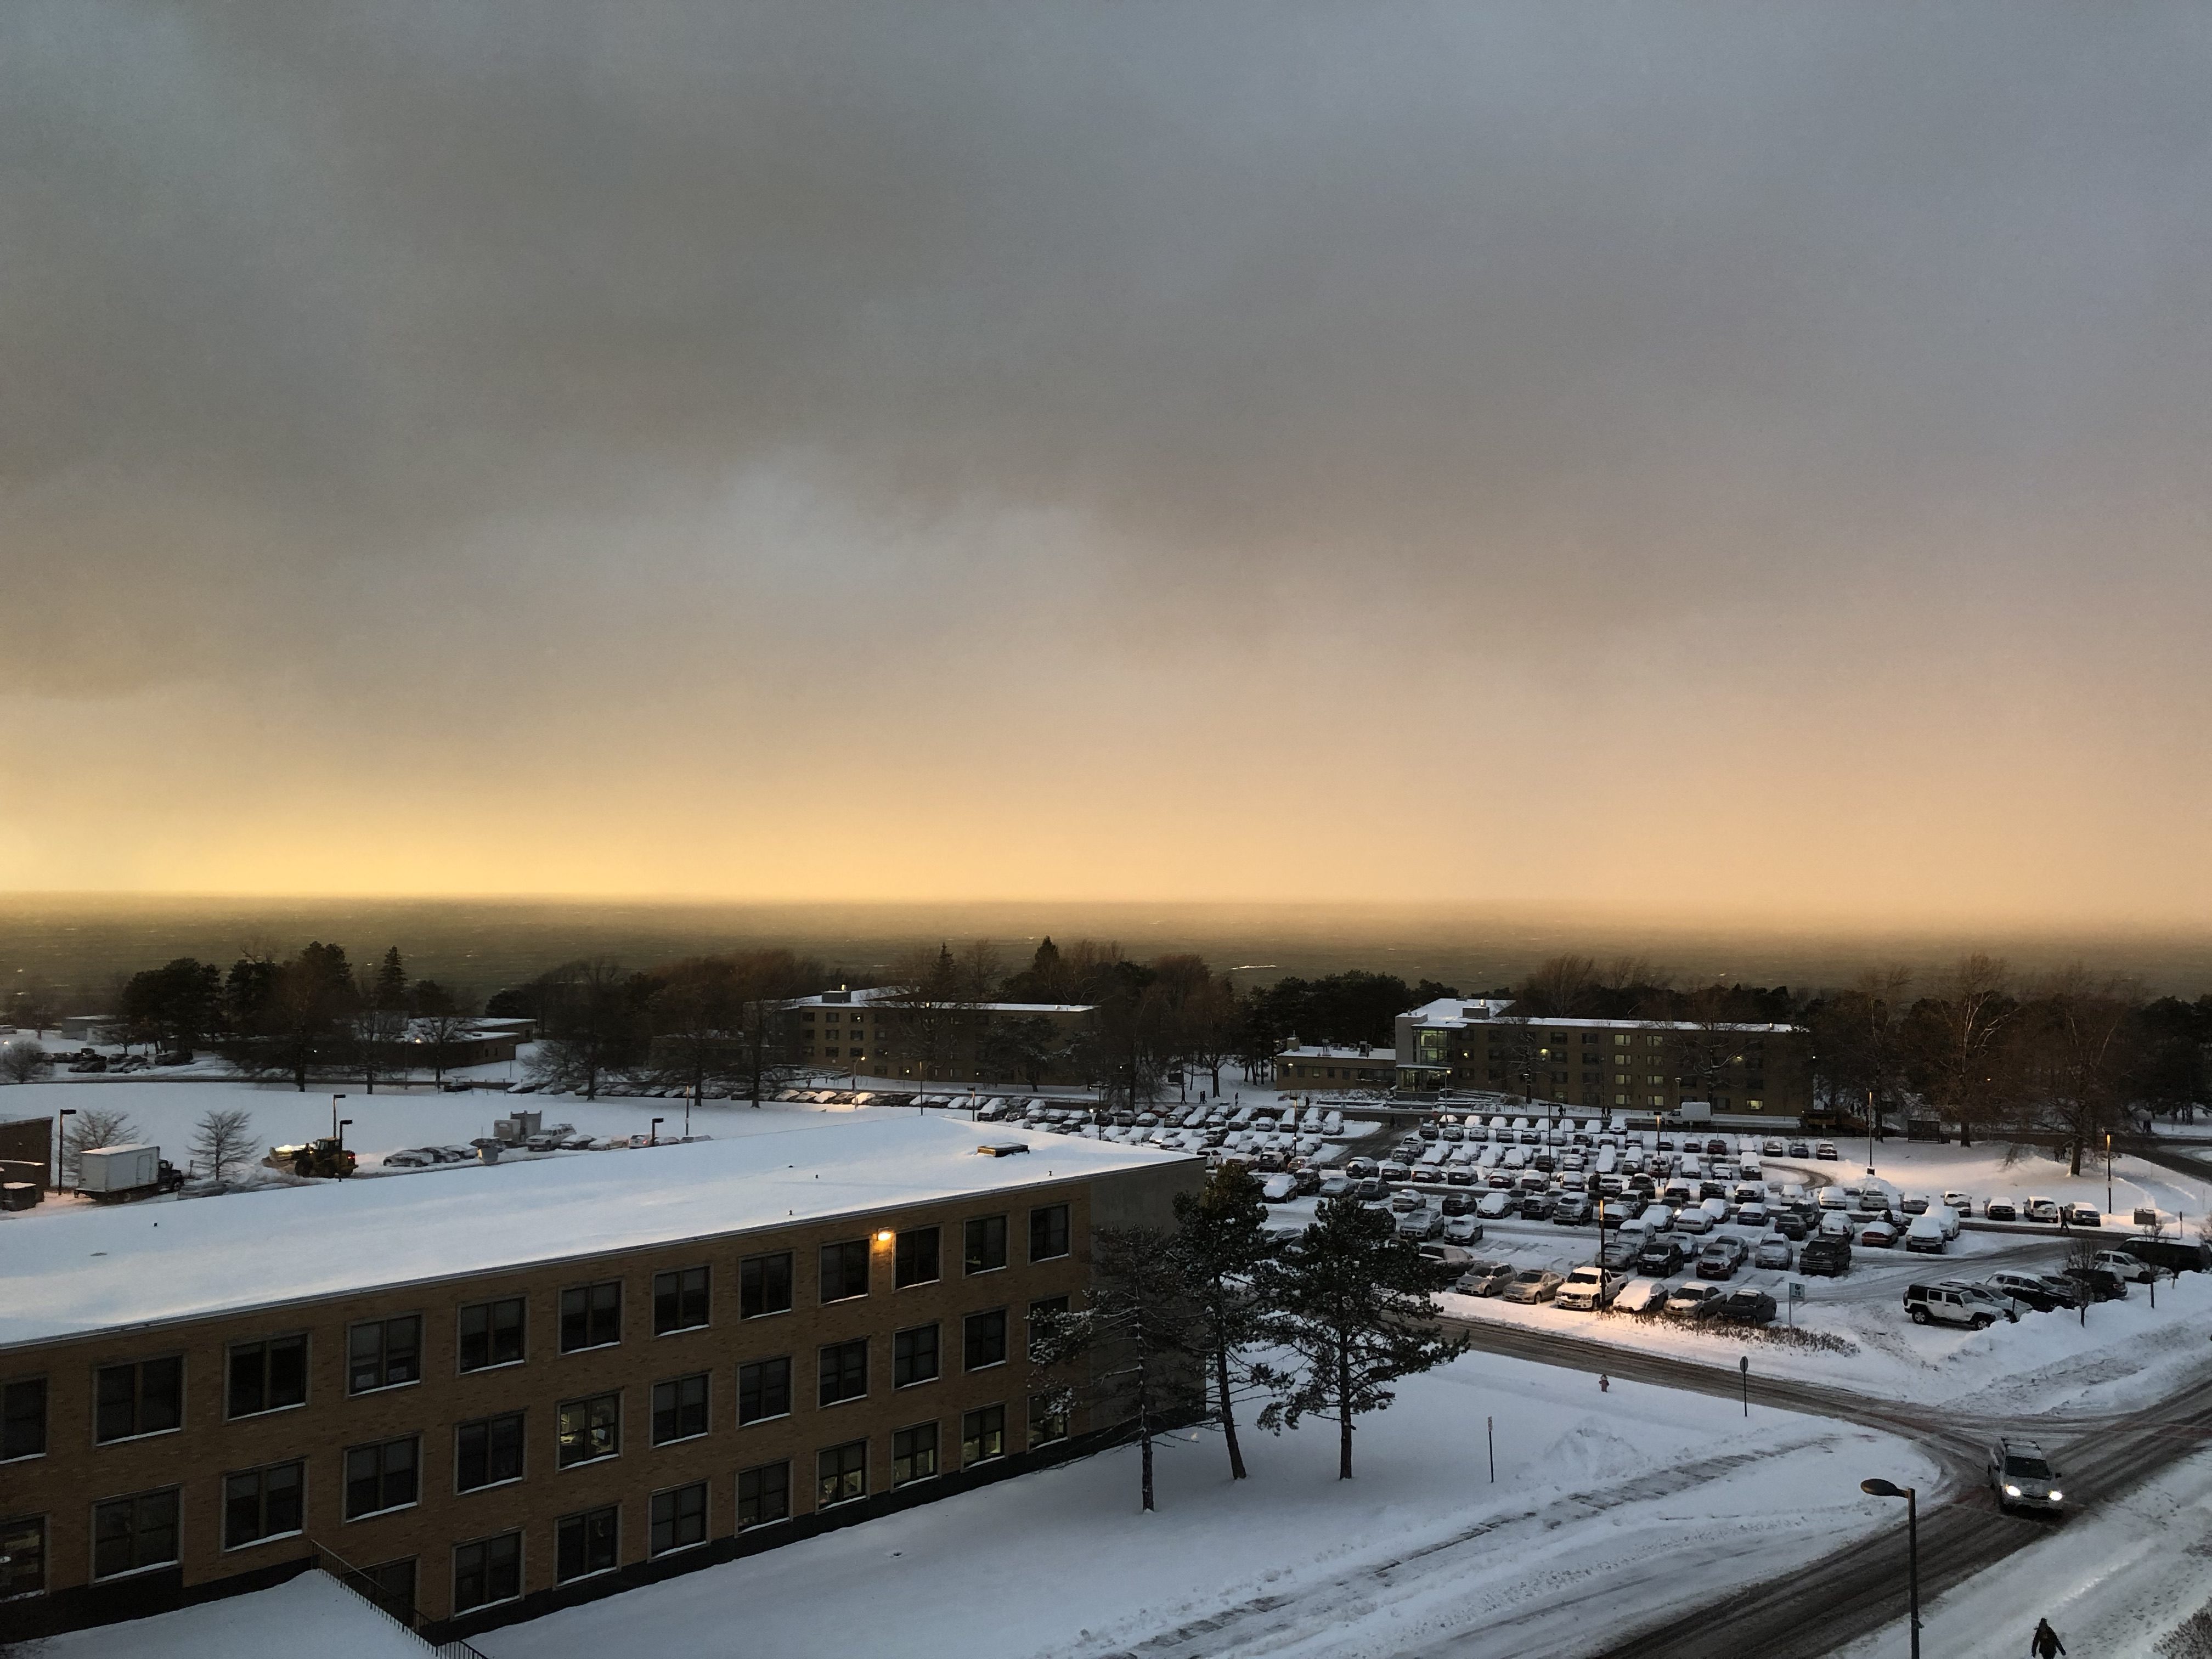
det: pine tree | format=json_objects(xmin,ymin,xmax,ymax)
[
  {"xmin": 1265, "ymin": 1195, "xmax": 1467, "ymax": 1479},
  {"xmin": 375, "ymin": 947, "xmax": 409, "ymax": 1012},
  {"xmin": 1170, "ymin": 1164, "xmax": 1283, "ymax": 1480}
]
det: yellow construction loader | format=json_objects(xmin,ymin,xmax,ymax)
[{"xmin": 264, "ymin": 1138, "xmax": 358, "ymax": 1179}]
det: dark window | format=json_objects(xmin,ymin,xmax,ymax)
[
  {"xmin": 1029, "ymin": 1391, "xmax": 1070, "ymax": 1448},
  {"xmin": 891, "ymin": 1422, "xmax": 938, "ymax": 1486},
  {"xmin": 964, "ymin": 1310, "xmax": 1008, "ymax": 1371},
  {"xmin": 453, "ymin": 1532, "xmax": 522, "ymax": 1613},
  {"xmin": 816, "ymin": 1440, "xmax": 867, "ymax": 1508},
  {"xmin": 91, "ymin": 1489, "xmax": 178, "ymax": 1580},
  {"xmin": 560, "ymin": 1282, "xmax": 623, "ymax": 1352},
  {"xmin": 458, "ymin": 1297, "xmax": 526, "ymax": 1372},
  {"xmin": 737, "ymin": 1462, "xmax": 790, "ymax": 1528},
  {"xmin": 652, "ymin": 1374, "xmax": 709, "ymax": 1444},
  {"xmin": 893, "ymin": 1324, "xmax": 940, "ymax": 1387},
  {"xmin": 556, "ymin": 1506, "xmax": 619, "ymax": 1582},
  {"xmin": 360, "ymin": 1559, "xmax": 416, "ymax": 1621},
  {"xmin": 650, "ymin": 1482, "xmax": 708, "ymax": 1555},
  {"xmin": 2, "ymin": 1378, "xmax": 47, "ymax": 1460},
  {"xmin": 222, "ymin": 1461, "xmax": 303, "ymax": 1549},
  {"xmin": 962, "ymin": 1405, "xmax": 1005, "ymax": 1467},
  {"xmin": 818, "ymin": 1339, "xmax": 868, "ymax": 1407},
  {"xmin": 455, "ymin": 1413, "xmax": 526, "ymax": 1491},
  {"xmin": 94, "ymin": 1357, "xmax": 183, "ymax": 1443},
  {"xmin": 818, "ymin": 1240, "xmax": 870, "ymax": 1303},
  {"xmin": 738, "ymin": 1357, "xmax": 792, "ymax": 1425},
  {"xmin": 345, "ymin": 1437, "xmax": 420, "ymax": 1519},
  {"xmin": 741, "ymin": 1252, "xmax": 793, "ymax": 1319},
  {"xmin": 1029, "ymin": 1204, "xmax": 1071, "ymax": 1262},
  {"xmin": 653, "ymin": 1267, "xmax": 710, "ymax": 1335},
  {"xmin": 894, "ymin": 1228, "xmax": 940, "ymax": 1289},
  {"xmin": 227, "ymin": 1336, "xmax": 308, "ymax": 1419},
  {"xmin": 0, "ymin": 1515, "xmax": 45, "ymax": 1598},
  {"xmin": 557, "ymin": 1393, "xmax": 622, "ymax": 1466},
  {"xmin": 348, "ymin": 1317, "xmax": 421, "ymax": 1393},
  {"xmin": 964, "ymin": 1215, "xmax": 1008, "ymax": 1274}
]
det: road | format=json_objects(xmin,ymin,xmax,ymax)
[{"xmin": 1434, "ymin": 1318, "xmax": 2212, "ymax": 1659}]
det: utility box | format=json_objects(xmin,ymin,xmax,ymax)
[
  {"xmin": 2135, "ymin": 1207, "xmax": 2159, "ymax": 1229},
  {"xmin": 77, "ymin": 1144, "xmax": 160, "ymax": 1194},
  {"xmin": 1678, "ymin": 1101, "xmax": 1713, "ymax": 1124}
]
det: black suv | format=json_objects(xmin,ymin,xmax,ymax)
[
  {"xmin": 1635, "ymin": 1239, "xmax": 1686, "ymax": 1276},
  {"xmin": 1799, "ymin": 1238, "xmax": 1853, "ymax": 1278}
]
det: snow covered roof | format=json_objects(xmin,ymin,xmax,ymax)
[
  {"xmin": 793, "ymin": 989, "xmax": 1094, "ymax": 1014},
  {"xmin": 0, "ymin": 1118, "xmax": 1192, "ymax": 1352},
  {"xmin": 1398, "ymin": 997, "xmax": 1795, "ymax": 1034},
  {"xmin": 1276, "ymin": 1046, "xmax": 1396, "ymax": 1061}
]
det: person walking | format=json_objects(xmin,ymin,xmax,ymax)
[
  {"xmin": 1599, "ymin": 1373, "xmax": 1610, "ymax": 1393},
  {"xmin": 2031, "ymin": 1616, "xmax": 2066, "ymax": 1657}
]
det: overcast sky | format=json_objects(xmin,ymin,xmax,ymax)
[{"xmin": 4, "ymin": 2, "xmax": 2209, "ymax": 924}]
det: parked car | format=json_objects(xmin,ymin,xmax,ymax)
[
  {"xmin": 1815, "ymin": 1142, "xmax": 1839, "ymax": 1160},
  {"xmin": 1441, "ymin": 1191, "xmax": 1476, "ymax": 1216},
  {"xmin": 1904, "ymin": 1283, "xmax": 1999, "ymax": 1329},
  {"xmin": 1771, "ymin": 1211, "xmax": 1809, "ymax": 1242},
  {"xmin": 1988, "ymin": 1437, "xmax": 2064, "ymax": 1514},
  {"xmin": 1318, "ymin": 1173, "xmax": 1353, "ymax": 1199},
  {"xmin": 1761, "ymin": 1138, "xmax": 1786, "ymax": 1156},
  {"xmin": 2062, "ymin": 1204, "xmax": 2103, "ymax": 1228},
  {"xmin": 2024, "ymin": 1197, "xmax": 2061, "ymax": 1224},
  {"xmin": 2120, "ymin": 1235, "xmax": 2211, "ymax": 1276},
  {"xmin": 1520, "ymin": 1193, "xmax": 1556, "ymax": 1222},
  {"xmin": 1941, "ymin": 1190, "xmax": 1973, "ymax": 1214},
  {"xmin": 2062, "ymin": 1265, "xmax": 2127, "ymax": 1301},
  {"xmin": 1262, "ymin": 1173, "xmax": 1296, "ymax": 1202},
  {"xmin": 1663, "ymin": 1281, "xmax": 1725, "ymax": 1318},
  {"xmin": 1554, "ymin": 1266, "xmax": 1622, "ymax": 1311},
  {"xmin": 1635, "ymin": 1239, "xmax": 1686, "ymax": 1276},
  {"xmin": 1859, "ymin": 1221, "xmax": 1899, "ymax": 1249},
  {"xmin": 1501, "ymin": 1268, "xmax": 1566, "ymax": 1305},
  {"xmin": 2033, "ymin": 1273, "xmax": 2090, "ymax": 1309},
  {"xmin": 1787, "ymin": 1141, "xmax": 1811, "ymax": 1158},
  {"xmin": 1753, "ymin": 1238, "xmax": 1793, "ymax": 1271},
  {"xmin": 1553, "ymin": 1194, "xmax": 1593, "ymax": 1226},
  {"xmin": 1455, "ymin": 1260, "xmax": 1515, "ymax": 1297},
  {"xmin": 1708, "ymin": 1287, "xmax": 1778, "ymax": 1325},
  {"xmin": 1984, "ymin": 1198, "xmax": 2018, "ymax": 1222},
  {"xmin": 1932, "ymin": 1280, "xmax": 2019, "ymax": 1323},
  {"xmin": 1613, "ymin": 1276, "xmax": 1672, "ymax": 1314},
  {"xmin": 1476, "ymin": 1190, "xmax": 1516, "ymax": 1220},
  {"xmin": 1904, "ymin": 1215, "xmax": 1948, "ymax": 1254},
  {"xmin": 1697, "ymin": 1237, "xmax": 1748, "ymax": 1280},
  {"xmin": 1799, "ymin": 1238, "xmax": 1853, "ymax": 1278},
  {"xmin": 1983, "ymin": 1271, "xmax": 2067, "ymax": 1313},
  {"xmin": 1442, "ymin": 1215, "xmax": 1485, "ymax": 1245}
]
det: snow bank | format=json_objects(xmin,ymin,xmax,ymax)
[{"xmin": 37, "ymin": 1570, "xmax": 430, "ymax": 1659}]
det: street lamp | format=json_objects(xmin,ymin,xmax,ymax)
[
  {"xmin": 330, "ymin": 1093, "xmax": 348, "ymax": 1142},
  {"xmin": 1859, "ymin": 1479, "xmax": 1920, "ymax": 1659},
  {"xmin": 337, "ymin": 1119, "xmax": 353, "ymax": 1153},
  {"xmin": 650, "ymin": 1116, "xmax": 664, "ymax": 1146},
  {"xmin": 2105, "ymin": 1132, "xmax": 2114, "ymax": 1215}
]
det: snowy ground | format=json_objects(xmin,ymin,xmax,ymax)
[
  {"xmin": 475, "ymin": 1350, "xmax": 1938, "ymax": 1659},
  {"xmin": 1835, "ymin": 1444, "xmax": 2212, "ymax": 1659},
  {"xmin": 35, "ymin": 1570, "xmax": 429, "ymax": 1659}
]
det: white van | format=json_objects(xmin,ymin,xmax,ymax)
[{"xmin": 1820, "ymin": 1210, "xmax": 1855, "ymax": 1239}]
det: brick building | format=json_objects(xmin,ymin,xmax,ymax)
[{"xmin": 0, "ymin": 1118, "xmax": 1198, "ymax": 1644}]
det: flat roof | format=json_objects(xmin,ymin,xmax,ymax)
[
  {"xmin": 794, "ymin": 990, "xmax": 1093, "ymax": 1014},
  {"xmin": 1398, "ymin": 997, "xmax": 1795, "ymax": 1034},
  {"xmin": 0, "ymin": 1117, "xmax": 1190, "ymax": 1352},
  {"xmin": 1277, "ymin": 1046, "xmax": 1395, "ymax": 1061}
]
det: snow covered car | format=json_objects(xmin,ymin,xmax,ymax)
[
  {"xmin": 1317, "ymin": 1174, "xmax": 1353, "ymax": 1199},
  {"xmin": 2093, "ymin": 1249, "xmax": 2153, "ymax": 1284},
  {"xmin": 1500, "ymin": 1269, "xmax": 1565, "ymax": 1304},
  {"xmin": 2024, "ymin": 1197, "xmax": 2061, "ymax": 1224},
  {"xmin": 1696, "ymin": 1238, "xmax": 1748, "ymax": 1279},
  {"xmin": 1261, "ymin": 1173, "xmax": 1296, "ymax": 1202},
  {"xmin": 1553, "ymin": 1266, "xmax": 1621, "ymax": 1311},
  {"xmin": 2061, "ymin": 1204, "xmax": 2102, "ymax": 1228},
  {"xmin": 1613, "ymin": 1276, "xmax": 1672, "ymax": 1314},
  {"xmin": 1815, "ymin": 1142, "xmax": 1839, "ymax": 1160},
  {"xmin": 1859, "ymin": 1221, "xmax": 1899, "ymax": 1248},
  {"xmin": 1942, "ymin": 1190, "xmax": 1973, "ymax": 1214},
  {"xmin": 1983, "ymin": 1271, "xmax": 2067, "ymax": 1312},
  {"xmin": 1904, "ymin": 1215, "xmax": 1948, "ymax": 1253},
  {"xmin": 1442, "ymin": 1216, "xmax": 1484, "ymax": 1245},
  {"xmin": 382, "ymin": 1148, "xmax": 436, "ymax": 1168},
  {"xmin": 1984, "ymin": 1199, "xmax": 2018, "ymax": 1222},
  {"xmin": 1753, "ymin": 1238, "xmax": 1793, "ymax": 1270},
  {"xmin": 1397, "ymin": 1210, "xmax": 1444, "ymax": 1242}
]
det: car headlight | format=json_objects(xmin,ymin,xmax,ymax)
[
  {"xmin": 2004, "ymin": 1484, "xmax": 2022, "ymax": 1497},
  {"xmin": 2047, "ymin": 1489, "xmax": 2062, "ymax": 1503}
]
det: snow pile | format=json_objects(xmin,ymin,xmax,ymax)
[{"xmin": 38, "ymin": 1570, "xmax": 431, "ymax": 1659}]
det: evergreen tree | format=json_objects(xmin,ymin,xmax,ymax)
[
  {"xmin": 1170, "ymin": 1164, "xmax": 1284, "ymax": 1480},
  {"xmin": 374, "ymin": 947, "xmax": 409, "ymax": 1012},
  {"xmin": 1265, "ymin": 1196, "xmax": 1466, "ymax": 1479}
]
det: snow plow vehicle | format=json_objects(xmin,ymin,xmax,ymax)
[{"xmin": 265, "ymin": 1138, "xmax": 358, "ymax": 1179}]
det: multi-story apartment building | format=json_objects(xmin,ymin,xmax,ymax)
[
  {"xmin": 0, "ymin": 1118, "xmax": 1197, "ymax": 1645},
  {"xmin": 1392, "ymin": 997, "xmax": 1812, "ymax": 1118},
  {"xmin": 1272, "ymin": 1045, "xmax": 1397, "ymax": 1092},
  {"xmin": 787, "ymin": 987, "xmax": 1096, "ymax": 1086}
]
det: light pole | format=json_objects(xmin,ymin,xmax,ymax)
[
  {"xmin": 54, "ymin": 1106, "xmax": 76, "ymax": 1193},
  {"xmin": 1866, "ymin": 1086, "xmax": 1877, "ymax": 1180},
  {"xmin": 650, "ymin": 1116, "xmax": 664, "ymax": 1147},
  {"xmin": 1860, "ymin": 1479, "xmax": 1920, "ymax": 1659},
  {"xmin": 2105, "ymin": 1132, "xmax": 2113, "ymax": 1215},
  {"xmin": 330, "ymin": 1093, "xmax": 348, "ymax": 1142}
]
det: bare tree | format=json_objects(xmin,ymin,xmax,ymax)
[
  {"xmin": 190, "ymin": 1108, "xmax": 257, "ymax": 1188},
  {"xmin": 1904, "ymin": 954, "xmax": 2015, "ymax": 1147},
  {"xmin": 410, "ymin": 980, "xmax": 474, "ymax": 1085},
  {"xmin": 0, "ymin": 1040, "xmax": 52, "ymax": 1085},
  {"xmin": 63, "ymin": 1107, "xmax": 140, "ymax": 1183}
]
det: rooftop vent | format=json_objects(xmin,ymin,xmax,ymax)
[{"xmin": 975, "ymin": 1142, "xmax": 1032, "ymax": 1158}]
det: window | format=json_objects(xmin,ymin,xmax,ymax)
[
  {"xmin": 348, "ymin": 1317, "xmax": 421, "ymax": 1394},
  {"xmin": 964, "ymin": 1310, "xmax": 1008, "ymax": 1372},
  {"xmin": 738, "ymin": 1461, "xmax": 790, "ymax": 1529},
  {"xmin": 818, "ymin": 1239, "xmax": 870, "ymax": 1303},
  {"xmin": 557, "ymin": 1393, "xmax": 621, "ymax": 1466},
  {"xmin": 652, "ymin": 1374, "xmax": 709, "ymax": 1445},
  {"xmin": 893, "ymin": 1324, "xmax": 939, "ymax": 1387},
  {"xmin": 453, "ymin": 1532, "xmax": 522, "ymax": 1613},
  {"xmin": 741, "ymin": 1252, "xmax": 793, "ymax": 1319},
  {"xmin": 458, "ymin": 1297, "xmax": 526, "ymax": 1372},
  {"xmin": 222, "ymin": 1461, "xmax": 303, "ymax": 1550},
  {"xmin": 738, "ymin": 1357, "xmax": 791, "ymax": 1425},
  {"xmin": 891, "ymin": 1422, "xmax": 938, "ymax": 1486},
  {"xmin": 818, "ymin": 1339, "xmax": 868, "ymax": 1407},
  {"xmin": 556, "ymin": 1507, "xmax": 618, "ymax": 1583},
  {"xmin": 560, "ymin": 1282, "xmax": 623, "ymax": 1352},
  {"xmin": 455, "ymin": 1413, "xmax": 525, "ymax": 1491},
  {"xmin": 653, "ymin": 1266, "xmax": 710, "ymax": 1335},
  {"xmin": 3, "ymin": 1378, "xmax": 46, "ymax": 1460},
  {"xmin": 91, "ymin": 1489, "xmax": 178, "ymax": 1580},
  {"xmin": 964, "ymin": 1215, "xmax": 1008, "ymax": 1274},
  {"xmin": 816, "ymin": 1440, "xmax": 867, "ymax": 1508},
  {"xmin": 1029, "ymin": 1204, "xmax": 1070, "ymax": 1262},
  {"xmin": 227, "ymin": 1336, "xmax": 308, "ymax": 1419},
  {"xmin": 345, "ymin": 1437, "xmax": 420, "ymax": 1519},
  {"xmin": 1028, "ymin": 1392, "xmax": 1069, "ymax": 1449},
  {"xmin": 961, "ymin": 1405, "xmax": 1006, "ymax": 1467},
  {"xmin": 650, "ymin": 1482, "xmax": 708, "ymax": 1555},
  {"xmin": 0, "ymin": 1515, "xmax": 44, "ymax": 1598},
  {"xmin": 893, "ymin": 1227, "xmax": 940, "ymax": 1289},
  {"xmin": 94, "ymin": 1357, "xmax": 183, "ymax": 1443}
]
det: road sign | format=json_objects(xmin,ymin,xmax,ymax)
[{"xmin": 1787, "ymin": 1280, "xmax": 1806, "ymax": 1302}]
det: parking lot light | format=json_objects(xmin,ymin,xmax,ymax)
[{"xmin": 1859, "ymin": 1479, "xmax": 1920, "ymax": 1659}]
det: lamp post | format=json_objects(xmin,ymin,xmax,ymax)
[
  {"xmin": 2105, "ymin": 1132, "xmax": 2113, "ymax": 1215},
  {"xmin": 650, "ymin": 1116, "xmax": 664, "ymax": 1147},
  {"xmin": 337, "ymin": 1118, "xmax": 352, "ymax": 1154},
  {"xmin": 330, "ymin": 1093, "xmax": 348, "ymax": 1142},
  {"xmin": 55, "ymin": 1106, "xmax": 76, "ymax": 1193},
  {"xmin": 1866, "ymin": 1086, "xmax": 1878, "ymax": 1180},
  {"xmin": 1860, "ymin": 1479, "xmax": 1920, "ymax": 1659}
]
